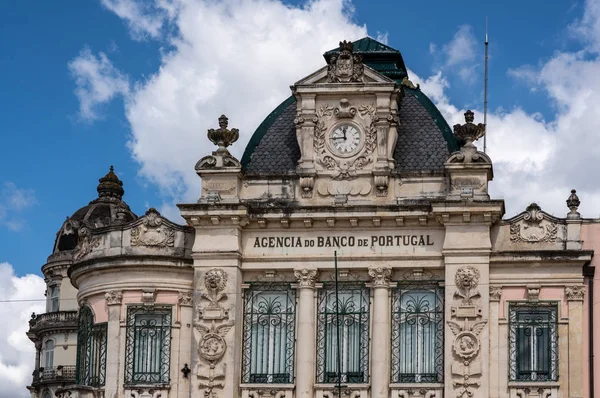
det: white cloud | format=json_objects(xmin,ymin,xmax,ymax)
[
  {"xmin": 0, "ymin": 182, "xmax": 36, "ymax": 231},
  {"xmin": 105, "ymin": 0, "xmax": 366, "ymax": 201},
  {"xmin": 100, "ymin": 0, "xmax": 175, "ymax": 40},
  {"xmin": 441, "ymin": 24, "xmax": 478, "ymax": 84},
  {"xmin": 376, "ymin": 31, "xmax": 389, "ymax": 45},
  {"xmin": 0, "ymin": 262, "xmax": 45, "ymax": 398},
  {"xmin": 68, "ymin": 47, "xmax": 130, "ymax": 122}
]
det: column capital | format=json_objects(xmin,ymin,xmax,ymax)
[
  {"xmin": 368, "ymin": 266, "xmax": 392, "ymax": 288},
  {"xmin": 294, "ymin": 268, "xmax": 318, "ymax": 288},
  {"xmin": 565, "ymin": 285, "xmax": 585, "ymax": 301},
  {"xmin": 104, "ymin": 289, "xmax": 123, "ymax": 306},
  {"xmin": 489, "ymin": 285, "xmax": 502, "ymax": 301}
]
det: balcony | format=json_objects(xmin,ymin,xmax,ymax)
[
  {"xmin": 32, "ymin": 366, "xmax": 76, "ymax": 386},
  {"xmin": 27, "ymin": 311, "xmax": 78, "ymax": 338}
]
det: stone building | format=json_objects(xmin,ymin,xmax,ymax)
[{"xmin": 27, "ymin": 38, "xmax": 596, "ymax": 398}]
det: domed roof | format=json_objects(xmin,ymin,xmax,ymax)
[
  {"xmin": 53, "ymin": 166, "xmax": 137, "ymax": 253},
  {"xmin": 241, "ymin": 37, "xmax": 460, "ymax": 176}
]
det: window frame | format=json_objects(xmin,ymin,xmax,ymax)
[
  {"xmin": 43, "ymin": 339, "xmax": 55, "ymax": 369},
  {"xmin": 391, "ymin": 281, "xmax": 444, "ymax": 383},
  {"xmin": 316, "ymin": 281, "xmax": 370, "ymax": 384},
  {"xmin": 508, "ymin": 301, "xmax": 558, "ymax": 382},
  {"xmin": 124, "ymin": 305, "xmax": 172, "ymax": 385},
  {"xmin": 75, "ymin": 306, "xmax": 107, "ymax": 387},
  {"xmin": 48, "ymin": 285, "xmax": 59, "ymax": 312},
  {"xmin": 241, "ymin": 282, "xmax": 296, "ymax": 384}
]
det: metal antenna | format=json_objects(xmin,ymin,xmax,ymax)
[
  {"xmin": 334, "ymin": 250, "xmax": 343, "ymax": 396},
  {"xmin": 483, "ymin": 16, "xmax": 489, "ymax": 153}
]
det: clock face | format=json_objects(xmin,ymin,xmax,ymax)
[{"xmin": 328, "ymin": 124, "xmax": 363, "ymax": 157}]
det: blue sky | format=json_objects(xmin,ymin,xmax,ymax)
[{"xmin": 0, "ymin": 0, "xmax": 591, "ymax": 278}]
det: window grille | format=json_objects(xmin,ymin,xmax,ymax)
[
  {"xmin": 509, "ymin": 302, "xmax": 558, "ymax": 381},
  {"xmin": 75, "ymin": 306, "xmax": 107, "ymax": 387},
  {"xmin": 44, "ymin": 340, "xmax": 54, "ymax": 369},
  {"xmin": 124, "ymin": 306, "xmax": 172, "ymax": 385},
  {"xmin": 391, "ymin": 282, "xmax": 444, "ymax": 383},
  {"xmin": 241, "ymin": 283, "xmax": 296, "ymax": 384},
  {"xmin": 316, "ymin": 282, "xmax": 370, "ymax": 384}
]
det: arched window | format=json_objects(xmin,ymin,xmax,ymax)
[
  {"xmin": 43, "ymin": 340, "xmax": 54, "ymax": 369},
  {"xmin": 42, "ymin": 390, "xmax": 52, "ymax": 398},
  {"xmin": 76, "ymin": 306, "xmax": 107, "ymax": 387}
]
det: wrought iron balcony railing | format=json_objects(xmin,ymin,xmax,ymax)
[
  {"xmin": 28, "ymin": 311, "xmax": 78, "ymax": 336},
  {"xmin": 32, "ymin": 366, "xmax": 76, "ymax": 385}
]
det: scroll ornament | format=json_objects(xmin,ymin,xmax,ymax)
[
  {"xmin": 368, "ymin": 266, "xmax": 391, "ymax": 287},
  {"xmin": 509, "ymin": 203, "xmax": 558, "ymax": 243},
  {"xmin": 130, "ymin": 208, "xmax": 175, "ymax": 248}
]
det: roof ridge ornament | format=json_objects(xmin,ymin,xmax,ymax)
[
  {"xmin": 97, "ymin": 165, "xmax": 124, "ymax": 201},
  {"xmin": 566, "ymin": 189, "xmax": 581, "ymax": 219},
  {"xmin": 327, "ymin": 40, "xmax": 364, "ymax": 83}
]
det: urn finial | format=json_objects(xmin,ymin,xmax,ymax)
[
  {"xmin": 566, "ymin": 189, "xmax": 581, "ymax": 218},
  {"xmin": 207, "ymin": 114, "xmax": 239, "ymax": 154},
  {"xmin": 453, "ymin": 110, "xmax": 486, "ymax": 145}
]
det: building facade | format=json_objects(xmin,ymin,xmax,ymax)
[{"xmin": 27, "ymin": 38, "xmax": 597, "ymax": 398}]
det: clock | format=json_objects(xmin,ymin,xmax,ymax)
[{"xmin": 327, "ymin": 124, "xmax": 363, "ymax": 157}]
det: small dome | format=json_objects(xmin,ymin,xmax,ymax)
[{"xmin": 53, "ymin": 166, "xmax": 137, "ymax": 253}]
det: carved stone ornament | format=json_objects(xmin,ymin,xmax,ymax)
[
  {"xmin": 449, "ymin": 266, "xmax": 487, "ymax": 398},
  {"xmin": 509, "ymin": 203, "xmax": 558, "ymax": 243},
  {"xmin": 299, "ymin": 176, "xmax": 315, "ymax": 198},
  {"xmin": 178, "ymin": 292, "xmax": 193, "ymax": 306},
  {"xmin": 526, "ymin": 284, "xmax": 541, "ymax": 301},
  {"xmin": 565, "ymin": 285, "xmax": 585, "ymax": 301},
  {"xmin": 130, "ymin": 208, "xmax": 175, "ymax": 248},
  {"xmin": 196, "ymin": 322, "xmax": 233, "ymax": 398},
  {"xmin": 368, "ymin": 266, "xmax": 391, "ymax": 287},
  {"xmin": 244, "ymin": 389, "xmax": 293, "ymax": 398},
  {"xmin": 327, "ymin": 40, "xmax": 364, "ymax": 83},
  {"xmin": 198, "ymin": 268, "xmax": 228, "ymax": 320},
  {"xmin": 127, "ymin": 388, "xmax": 166, "ymax": 398},
  {"xmin": 567, "ymin": 189, "xmax": 581, "ymax": 219},
  {"xmin": 313, "ymin": 102, "xmax": 378, "ymax": 180},
  {"xmin": 454, "ymin": 266, "xmax": 480, "ymax": 304},
  {"xmin": 196, "ymin": 115, "xmax": 242, "ymax": 172},
  {"xmin": 104, "ymin": 290, "xmax": 123, "ymax": 305},
  {"xmin": 489, "ymin": 285, "xmax": 502, "ymax": 302},
  {"xmin": 453, "ymin": 110, "xmax": 485, "ymax": 144},
  {"xmin": 334, "ymin": 98, "xmax": 357, "ymax": 118},
  {"xmin": 294, "ymin": 268, "xmax": 318, "ymax": 288},
  {"xmin": 73, "ymin": 227, "xmax": 100, "ymax": 261},
  {"xmin": 374, "ymin": 175, "xmax": 389, "ymax": 197}
]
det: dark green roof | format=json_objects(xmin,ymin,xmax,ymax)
[{"xmin": 241, "ymin": 37, "xmax": 459, "ymax": 174}]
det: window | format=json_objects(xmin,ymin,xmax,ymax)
[
  {"xmin": 242, "ymin": 283, "xmax": 296, "ymax": 384},
  {"xmin": 391, "ymin": 283, "xmax": 444, "ymax": 383},
  {"xmin": 43, "ymin": 340, "xmax": 54, "ymax": 369},
  {"xmin": 48, "ymin": 285, "xmax": 59, "ymax": 312},
  {"xmin": 124, "ymin": 306, "xmax": 172, "ymax": 385},
  {"xmin": 42, "ymin": 390, "xmax": 52, "ymax": 398},
  {"xmin": 76, "ymin": 306, "xmax": 107, "ymax": 387},
  {"xmin": 316, "ymin": 282, "xmax": 369, "ymax": 384},
  {"xmin": 509, "ymin": 302, "xmax": 558, "ymax": 381}
]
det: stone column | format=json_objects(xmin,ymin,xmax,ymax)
[
  {"xmin": 368, "ymin": 266, "xmax": 391, "ymax": 398},
  {"xmin": 104, "ymin": 290, "xmax": 123, "ymax": 398},
  {"xmin": 566, "ymin": 285, "xmax": 585, "ymax": 398},
  {"xmin": 294, "ymin": 268, "xmax": 318, "ymax": 398}
]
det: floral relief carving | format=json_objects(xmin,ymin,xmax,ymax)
[
  {"xmin": 294, "ymin": 268, "xmax": 318, "ymax": 288},
  {"xmin": 449, "ymin": 266, "xmax": 487, "ymax": 398},
  {"xmin": 510, "ymin": 203, "xmax": 558, "ymax": 243},
  {"xmin": 104, "ymin": 290, "xmax": 123, "ymax": 305},
  {"xmin": 130, "ymin": 208, "xmax": 175, "ymax": 248},
  {"xmin": 368, "ymin": 266, "xmax": 391, "ymax": 287},
  {"xmin": 565, "ymin": 285, "xmax": 585, "ymax": 301}
]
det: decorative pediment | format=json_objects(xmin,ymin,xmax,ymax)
[
  {"xmin": 293, "ymin": 63, "xmax": 394, "ymax": 86},
  {"xmin": 506, "ymin": 203, "xmax": 564, "ymax": 243},
  {"xmin": 129, "ymin": 208, "xmax": 177, "ymax": 248}
]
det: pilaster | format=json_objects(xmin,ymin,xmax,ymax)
[
  {"xmin": 294, "ymin": 268, "xmax": 318, "ymax": 398},
  {"xmin": 104, "ymin": 290, "xmax": 123, "ymax": 398},
  {"xmin": 488, "ymin": 286, "xmax": 502, "ymax": 398},
  {"xmin": 566, "ymin": 285, "xmax": 585, "ymax": 398},
  {"xmin": 368, "ymin": 266, "xmax": 391, "ymax": 398}
]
